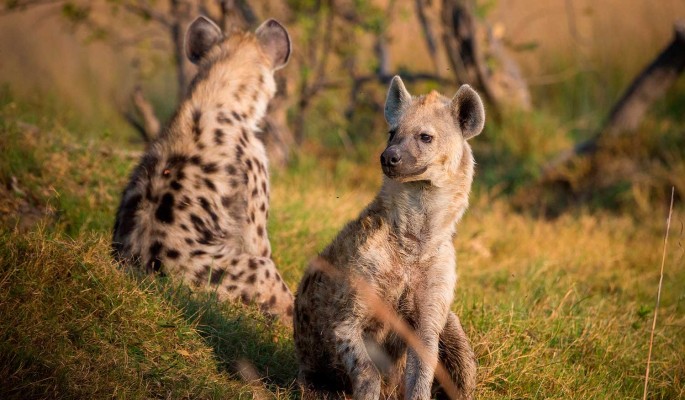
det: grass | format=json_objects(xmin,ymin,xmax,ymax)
[{"xmin": 1, "ymin": 35, "xmax": 685, "ymax": 400}]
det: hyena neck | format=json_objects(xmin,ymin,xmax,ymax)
[
  {"xmin": 379, "ymin": 146, "xmax": 474, "ymax": 241},
  {"xmin": 173, "ymin": 61, "xmax": 276, "ymax": 139}
]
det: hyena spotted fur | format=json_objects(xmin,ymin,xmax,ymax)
[
  {"xmin": 294, "ymin": 76, "xmax": 484, "ymax": 399},
  {"xmin": 112, "ymin": 17, "xmax": 294, "ymax": 324}
]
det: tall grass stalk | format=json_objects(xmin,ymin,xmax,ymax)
[{"xmin": 643, "ymin": 187, "xmax": 675, "ymax": 400}]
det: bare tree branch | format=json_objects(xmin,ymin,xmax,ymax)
[
  {"xmin": 130, "ymin": 85, "xmax": 161, "ymax": 141},
  {"xmin": 414, "ymin": 0, "xmax": 443, "ymax": 75},
  {"xmin": 542, "ymin": 20, "xmax": 685, "ymax": 179}
]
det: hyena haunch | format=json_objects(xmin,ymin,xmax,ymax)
[
  {"xmin": 294, "ymin": 76, "xmax": 484, "ymax": 399},
  {"xmin": 112, "ymin": 17, "xmax": 294, "ymax": 324}
]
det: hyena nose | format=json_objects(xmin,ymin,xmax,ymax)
[{"xmin": 381, "ymin": 147, "xmax": 402, "ymax": 167}]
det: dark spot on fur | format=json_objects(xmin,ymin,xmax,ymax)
[
  {"xmin": 246, "ymin": 273, "xmax": 257, "ymax": 284},
  {"xmin": 225, "ymin": 165, "xmax": 237, "ymax": 175},
  {"xmin": 230, "ymin": 259, "xmax": 239, "ymax": 266},
  {"xmin": 248, "ymin": 259, "xmax": 258, "ymax": 270},
  {"xmin": 195, "ymin": 264, "xmax": 211, "ymax": 283},
  {"xmin": 190, "ymin": 214, "xmax": 213, "ymax": 244},
  {"xmin": 257, "ymin": 225, "xmax": 264, "ymax": 237},
  {"xmin": 232, "ymin": 111, "xmax": 242, "ymax": 121},
  {"xmin": 269, "ymin": 295, "xmax": 276, "ymax": 306},
  {"xmin": 210, "ymin": 268, "xmax": 226, "ymax": 285},
  {"xmin": 155, "ymin": 193, "xmax": 175, "ymax": 224},
  {"xmin": 281, "ymin": 282, "xmax": 288, "ymax": 292},
  {"xmin": 240, "ymin": 291, "xmax": 250, "ymax": 304},
  {"xmin": 148, "ymin": 241, "xmax": 163, "ymax": 272},
  {"xmin": 202, "ymin": 162, "xmax": 218, "ymax": 174},
  {"xmin": 259, "ymin": 203, "xmax": 266, "ymax": 212},
  {"xmin": 265, "ymin": 269, "xmax": 271, "ymax": 279},
  {"xmin": 214, "ymin": 129, "xmax": 225, "ymax": 145},
  {"xmin": 166, "ymin": 249, "xmax": 180, "ymax": 259},
  {"xmin": 192, "ymin": 109, "xmax": 202, "ymax": 141},
  {"xmin": 226, "ymin": 284, "xmax": 237, "ymax": 291},
  {"xmin": 245, "ymin": 159, "xmax": 253, "ymax": 170},
  {"xmin": 185, "ymin": 238, "xmax": 194, "ymax": 245},
  {"xmin": 235, "ymin": 145, "xmax": 244, "ymax": 160},
  {"xmin": 261, "ymin": 181, "xmax": 267, "ymax": 194},
  {"xmin": 221, "ymin": 196, "xmax": 232, "ymax": 208},
  {"xmin": 286, "ymin": 305, "xmax": 293, "ymax": 316},
  {"xmin": 261, "ymin": 249, "xmax": 269, "ymax": 257},
  {"xmin": 251, "ymin": 188, "xmax": 258, "ymax": 198},
  {"xmin": 204, "ymin": 178, "xmax": 217, "ymax": 192},
  {"xmin": 190, "ymin": 155, "xmax": 202, "ymax": 166},
  {"xmin": 217, "ymin": 111, "xmax": 232, "ymax": 125},
  {"xmin": 190, "ymin": 249, "xmax": 206, "ymax": 257},
  {"xmin": 170, "ymin": 180, "xmax": 182, "ymax": 191}
]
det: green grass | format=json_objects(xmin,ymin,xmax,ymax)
[{"xmin": 0, "ymin": 69, "xmax": 684, "ymax": 400}]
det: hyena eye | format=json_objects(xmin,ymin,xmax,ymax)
[{"xmin": 419, "ymin": 133, "xmax": 433, "ymax": 143}]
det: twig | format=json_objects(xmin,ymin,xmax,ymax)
[{"xmin": 643, "ymin": 186, "xmax": 675, "ymax": 400}]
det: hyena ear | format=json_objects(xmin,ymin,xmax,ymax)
[
  {"xmin": 255, "ymin": 19, "xmax": 291, "ymax": 70},
  {"xmin": 384, "ymin": 75, "xmax": 412, "ymax": 126},
  {"xmin": 450, "ymin": 84, "xmax": 485, "ymax": 140},
  {"xmin": 185, "ymin": 16, "xmax": 223, "ymax": 64}
]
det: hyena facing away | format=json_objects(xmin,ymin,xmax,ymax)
[
  {"xmin": 112, "ymin": 17, "xmax": 294, "ymax": 324},
  {"xmin": 294, "ymin": 76, "xmax": 484, "ymax": 399}
]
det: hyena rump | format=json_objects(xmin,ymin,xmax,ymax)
[
  {"xmin": 112, "ymin": 17, "xmax": 294, "ymax": 324},
  {"xmin": 294, "ymin": 76, "xmax": 484, "ymax": 399}
]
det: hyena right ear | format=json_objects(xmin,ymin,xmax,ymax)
[
  {"xmin": 450, "ymin": 84, "xmax": 485, "ymax": 140},
  {"xmin": 255, "ymin": 19, "xmax": 291, "ymax": 70},
  {"xmin": 384, "ymin": 75, "xmax": 412, "ymax": 126},
  {"xmin": 185, "ymin": 16, "xmax": 223, "ymax": 64}
]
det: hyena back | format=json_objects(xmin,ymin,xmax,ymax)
[
  {"xmin": 112, "ymin": 17, "xmax": 294, "ymax": 324},
  {"xmin": 294, "ymin": 76, "xmax": 484, "ymax": 399}
]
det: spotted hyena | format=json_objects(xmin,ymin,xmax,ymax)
[
  {"xmin": 294, "ymin": 76, "xmax": 484, "ymax": 399},
  {"xmin": 112, "ymin": 16, "xmax": 294, "ymax": 324}
]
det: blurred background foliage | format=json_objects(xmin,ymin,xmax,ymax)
[{"xmin": 1, "ymin": 0, "xmax": 684, "ymax": 216}]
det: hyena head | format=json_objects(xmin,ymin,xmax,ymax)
[
  {"xmin": 381, "ymin": 76, "xmax": 485, "ymax": 186},
  {"xmin": 185, "ymin": 15, "xmax": 291, "ymax": 78}
]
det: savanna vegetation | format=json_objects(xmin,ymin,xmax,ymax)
[{"xmin": 1, "ymin": 0, "xmax": 684, "ymax": 398}]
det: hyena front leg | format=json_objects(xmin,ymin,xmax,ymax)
[
  {"xmin": 334, "ymin": 323, "xmax": 382, "ymax": 400},
  {"xmin": 210, "ymin": 254, "xmax": 294, "ymax": 324},
  {"xmin": 405, "ymin": 271, "xmax": 454, "ymax": 399},
  {"xmin": 434, "ymin": 312, "xmax": 476, "ymax": 400}
]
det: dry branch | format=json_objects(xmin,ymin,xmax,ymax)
[
  {"xmin": 130, "ymin": 85, "xmax": 161, "ymax": 142},
  {"xmin": 542, "ymin": 20, "xmax": 685, "ymax": 180}
]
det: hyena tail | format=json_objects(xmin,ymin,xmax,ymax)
[{"xmin": 435, "ymin": 311, "xmax": 477, "ymax": 400}]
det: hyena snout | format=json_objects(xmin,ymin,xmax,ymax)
[
  {"xmin": 381, "ymin": 145, "xmax": 423, "ymax": 179},
  {"xmin": 380, "ymin": 146, "xmax": 402, "ymax": 168}
]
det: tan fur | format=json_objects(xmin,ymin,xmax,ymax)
[
  {"xmin": 294, "ymin": 77, "xmax": 483, "ymax": 399},
  {"xmin": 112, "ymin": 19, "xmax": 294, "ymax": 325}
]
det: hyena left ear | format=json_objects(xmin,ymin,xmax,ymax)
[
  {"xmin": 255, "ymin": 19, "xmax": 291, "ymax": 70},
  {"xmin": 185, "ymin": 16, "xmax": 223, "ymax": 64},
  {"xmin": 450, "ymin": 84, "xmax": 485, "ymax": 140}
]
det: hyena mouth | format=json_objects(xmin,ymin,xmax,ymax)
[{"xmin": 382, "ymin": 165, "xmax": 428, "ymax": 180}]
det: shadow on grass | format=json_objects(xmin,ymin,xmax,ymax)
[{"xmin": 155, "ymin": 279, "xmax": 299, "ymax": 392}]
